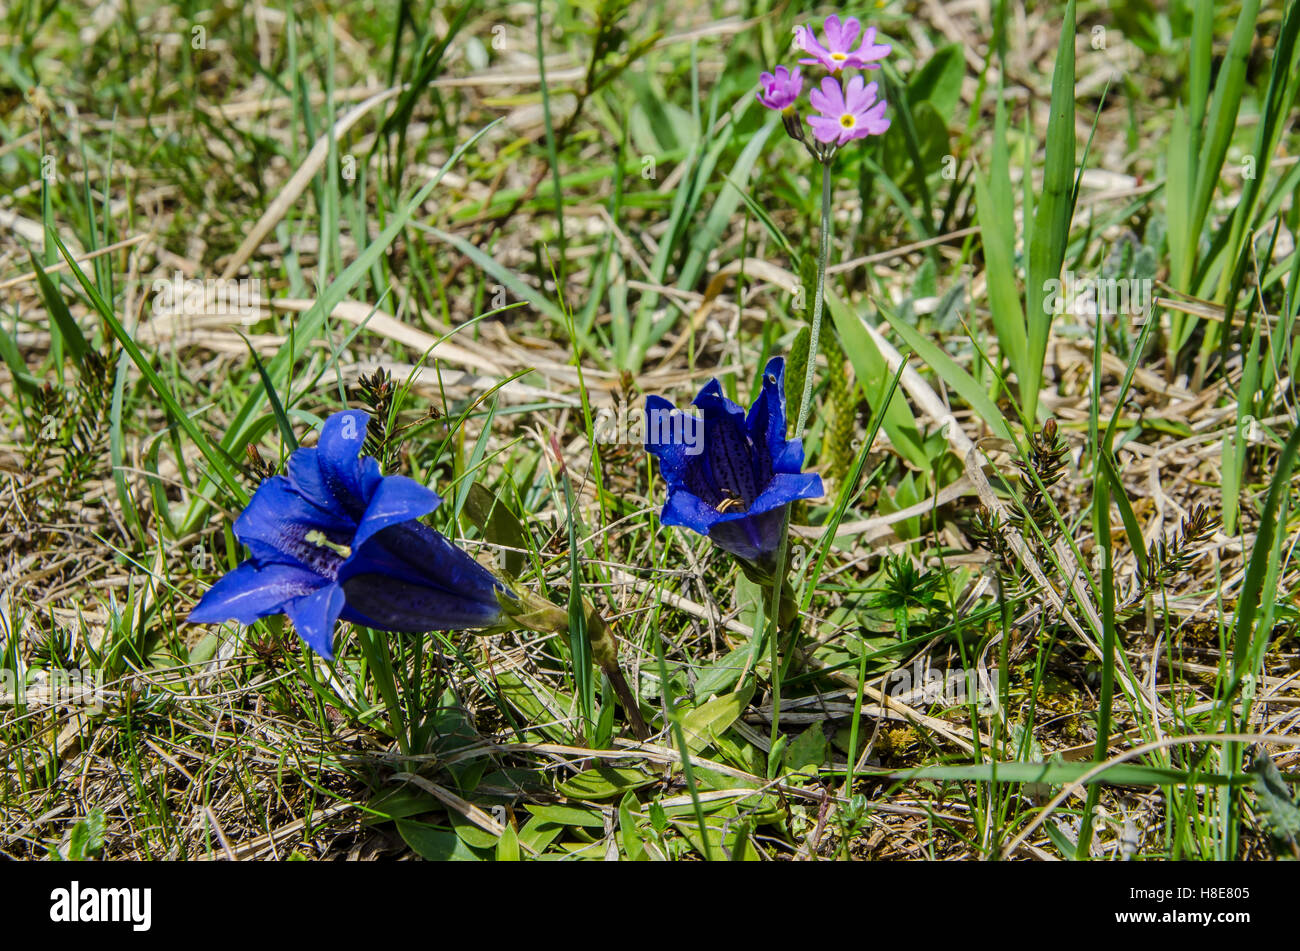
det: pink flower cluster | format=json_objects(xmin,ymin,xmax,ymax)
[{"xmin": 756, "ymin": 15, "xmax": 891, "ymax": 150}]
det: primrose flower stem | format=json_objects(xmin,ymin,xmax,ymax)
[
  {"xmin": 794, "ymin": 159, "xmax": 834, "ymax": 441},
  {"xmin": 769, "ymin": 161, "xmax": 832, "ymax": 752},
  {"xmin": 770, "ymin": 159, "xmax": 831, "ymax": 754}
]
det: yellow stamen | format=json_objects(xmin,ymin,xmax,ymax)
[
  {"xmin": 716, "ymin": 489, "xmax": 748, "ymax": 514},
  {"xmin": 305, "ymin": 530, "xmax": 352, "ymax": 559}
]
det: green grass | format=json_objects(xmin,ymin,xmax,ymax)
[{"xmin": 2, "ymin": 0, "xmax": 1299, "ymax": 861}]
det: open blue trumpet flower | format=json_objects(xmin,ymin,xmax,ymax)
[
  {"xmin": 645, "ymin": 357, "xmax": 823, "ymax": 567},
  {"xmin": 189, "ymin": 410, "xmax": 505, "ymax": 659}
]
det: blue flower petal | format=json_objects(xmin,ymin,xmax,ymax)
[
  {"xmin": 660, "ymin": 477, "xmax": 811, "ymax": 564},
  {"xmin": 645, "ymin": 356, "xmax": 824, "ymax": 566},
  {"xmin": 188, "ymin": 561, "xmax": 327, "ymax": 624},
  {"xmin": 691, "ymin": 378, "xmax": 748, "ymax": 421},
  {"xmin": 194, "ymin": 409, "xmax": 510, "ymax": 650},
  {"xmin": 747, "ymin": 471, "xmax": 824, "ymax": 515},
  {"xmin": 234, "ymin": 476, "xmax": 354, "ymax": 577},
  {"xmin": 645, "ymin": 396, "xmax": 686, "ymax": 469},
  {"xmin": 645, "ymin": 397, "xmax": 710, "ymax": 493},
  {"xmin": 708, "ymin": 509, "xmax": 787, "ymax": 563},
  {"xmin": 644, "ymin": 396, "xmax": 679, "ymax": 450},
  {"xmin": 661, "ymin": 488, "xmax": 725, "ymax": 534},
  {"xmin": 340, "ymin": 520, "xmax": 502, "ymax": 607},
  {"xmin": 352, "ymin": 475, "xmax": 442, "ymax": 552},
  {"xmin": 316, "ymin": 410, "xmax": 383, "ymax": 518},
  {"xmin": 285, "ymin": 447, "xmax": 330, "ymax": 507},
  {"xmin": 283, "ymin": 584, "xmax": 346, "ymax": 659},
  {"xmin": 704, "ymin": 403, "xmax": 759, "ymax": 505},
  {"xmin": 689, "ymin": 379, "xmax": 763, "ymax": 505},
  {"xmin": 340, "ymin": 573, "xmax": 504, "ymax": 632},
  {"xmin": 748, "ymin": 356, "xmax": 804, "ymax": 475}
]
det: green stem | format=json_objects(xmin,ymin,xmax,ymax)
[
  {"xmin": 652, "ymin": 612, "xmax": 713, "ymax": 860},
  {"xmin": 842, "ymin": 626, "xmax": 870, "ymax": 798},
  {"xmin": 356, "ymin": 626, "xmax": 410, "ymax": 756},
  {"xmin": 763, "ymin": 574, "xmax": 785, "ymax": 756},
  {"xmin": 535, "ymin": 0, "xmax": 567, "ymax": 276},
  {"xmin": 989, "ymin": 571, "xmax": 1012, "ymax": 855},
  {"xmin": 598, "ymin": 660, "xmax": 651, "ymax": 741},
  {"xmin": 746, "ymin": 559, "xmax": 797, "ymax": 744},
  {"xmin": 768, "ymin": 158, "xmax": 832, "ymax": 753},
  {"xmin": 1077, "ymin": 466, "xmax": 1117, "ymax": 858},
  {"xmin": 794, "ymin": 159, "xmax": 834, "ymax": 441}
]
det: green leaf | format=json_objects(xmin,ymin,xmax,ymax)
[
  {"xmin": 1188, "ymin": 0, "xmax": 1261, "ymax": 293},
  {"xmin": 618, "ymin": 790, "xmax": 647, "ymax": 861},
  {"xmin": 462, "ymin": 482, "xmax": 529, "ymax": 577},
  {"xmin": 783, "ymin": 722, "xmax": 827, "ymax": 777},
  {"xmin": 364, "ymin": 788, "xmax": 440, "ymax": 823},
  {"xmin": 825, "ymin": 292, "xmax": 930, "ymax": 471},
  {"xmin": 187, "ymin": 633, "xmax": 219, "ymax": 665},
  {"xmin": 448, "ymin": 810, "xmax": 498, "ymax": 850},
  {"xmin": 495, "ymin": 823, "xmax": 520, "ymax": 861},
  {"xmin": 678, "ymin": 683, "xmax": 754, "ymax": 754},
  {"xmin": 880, "ymin": 305, "xmax": 1014, "ymax": 443},
  {"xmin": 396, "ymin": 819, "xmax": 484, "ymax": 860},
  {"xmin": 785, "ymin": 325, "xmax": 811, "ymax": 425},
  {"xmin": 892, "ymin": 761, "xmax": 1250, "ymax": 787},
  {"xmin": 64, "ymin": 809, "xmax": 105, "ymax": 861},
  {"xmin": 766, "ymin": 734, "xmax": 788, "ymax": 780},
  {"xmin": 557, "ymin": 765, "xmax": 654, "ymax": 801},
  {"xmin": 1248, "ymin": 755, "xmax": 1300, "ymax": 850},
  {"xmin": 648, "ymin": 798, "xmax": 668, "ymax": 835},
  {"xmin": 1230, "ymin": 423, "xmax": 1300, "ymax": 703},
  {"xmin": 1023, "ymin": 0, "xmax": 1077, "ymax": 419},
  {"xmin": 1098, "ymin": 451, "xmax": 1148, "ymax": 579},
  {"xmin": 1044, "ymin": 820, "xmax": 1078, "ymax": 857},
  {"xmin": 30, "ymin": 252, "xmax": 89, "ymax": 364},
  {"xmin": 908, "ymin": 102, "xmax": 951, "ymax": 170},
  {"xmin": 108, "ymin": 354, "xmax": 143, "ymax": 543},
  {"xmin": 626, "ymin": 71, "xmax": 693, "ymax": 153},
  {"xmin": 975, "ymin": 86, "xmax": 1026, "ymax": 395},
  {"xmin": 1166, "ymin": 105, "xmax": 1193, "ymax": 297},
  {"xmin": 0, "ymin": 318, "xmax": 39, "ymax": 396},
  {"xmin": 524, "ymin": 804, "xmax": 606, "ymax": 828},
  {"xmin": 241, "ymin": 333, "xmax": 298, "ymax": 453},
  {"xmin": 560, "ymin": 463, "xmax": 594, "ymax": 737},
  {"xmin": 908, "ymin": 44, "xmax": 965, "ymax": 116},
  {"xmin": 518, "ymin": 817, "xmax": 565, "ymax": 853},
  {"xmin": 692, "ymin": 644, "xmax": 750, "ymax": 701}
]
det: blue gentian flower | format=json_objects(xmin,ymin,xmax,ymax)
[
  {"xmin": 645, "ymin": 357, "xmax": 823, "ymax": 568},
  {"xmin": 189, "ymin": 410, "xmax": 505, "ymax": 659}
]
